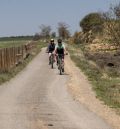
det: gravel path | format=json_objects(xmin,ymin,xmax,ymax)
[{"xmin": 0, "ymin": 48, "xmax": 113, "ymax": 129}]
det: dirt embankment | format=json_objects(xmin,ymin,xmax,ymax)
[{"xmin": 65, "ymin": 55, "xmax": 120, "ymax": 129}]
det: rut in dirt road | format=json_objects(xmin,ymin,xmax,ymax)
[{"xmin": 0, "ymin": 48, "xmax": 113, "ymax": 129}]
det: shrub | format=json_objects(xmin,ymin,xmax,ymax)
[{"xmin": 80, "ymin": 13, "xmax": 104, "ymax": 33}]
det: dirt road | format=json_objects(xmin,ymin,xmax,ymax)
[{"xmin": 0, "ymin": 48, "xmax": 113, "ymax": 129}]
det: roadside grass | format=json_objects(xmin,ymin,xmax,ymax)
[
  {"xmin": 0, "ymin": 40, "xmax": 47, "ymax": 85},
  {"xmin": 68, "ymin": 44, "xmax": 120, "ymax": 114}
]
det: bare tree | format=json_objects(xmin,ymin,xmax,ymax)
[
  {"xmin": 102, "ymin": 2, "xmax": 120, "ymax": 46},
  {"xmin": 33, "ymin": 33, "xmax": 40, "ymax": 41},
  {"xmin": 112, "ymin": 3, "xmax": 120, "ymax": 19},
  {"xmin": 39, "ymin": 24, "xmax": 51, "ymax": 39},
  {"xmin": 51, "ymin": 32, "xmax": 56, "ymax": 38},
  {"xmin": 58, "ymin": 22, "xmax": 70, "ymax": 39}
]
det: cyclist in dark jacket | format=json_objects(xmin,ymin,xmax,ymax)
[
  {"xmin": 48, "ymin": 39, "xmax": 55, "ymax": 53},
  {"xmin": 47, "ymin": 39, "xmax": 55, "ymax": 64}
]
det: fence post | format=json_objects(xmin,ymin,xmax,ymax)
[{"xmin": 0, "ymin": 41, "xmax": 37, "ymax": 72}]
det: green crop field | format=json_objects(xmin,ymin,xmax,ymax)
[
  {"xmin": 0, "ymin": 40, "xmax": 30, "ymax": 48},
  {"xmin": 0, "ymin": 36, "xmax": 33, "ymax": 48}
]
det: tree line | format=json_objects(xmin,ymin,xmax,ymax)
[
  {"xmin": 33, "ymin": 22, "xmax": 71, "ymax": 41},
  {"xmin": 0, "ymin": 36, "xmax": 34, "ymax": 41}
]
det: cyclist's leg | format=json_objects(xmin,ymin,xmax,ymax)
[
  {"xmin": 57, "ymin": 54, "xmax": 61, "ymax": 69},
  {"xmin": 56, "ymin": 54, "xmax": 59, "ymax": 65},
  {"xmin": 55, "ymin": 51, "xmax": 58, "ymax": 65},
  {"xmin": 48, "ymin": 52, "xmax": 52, "ymax": 64},
  {"xmin": 52, "ymin": 52, "xmax": 55, "ymax": 62}
]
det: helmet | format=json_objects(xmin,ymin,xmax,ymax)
[
  {"xmin": 50, "ymin": 39, "xmax": 54, "ymax": 42},
  {"xmin": 57, "ymin": 38, "xmax": 62, "ymax": 43}
]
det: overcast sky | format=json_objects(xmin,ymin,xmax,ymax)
[{"xmin": 0, "ymin": 0, "xmax": 119, "ymax": 37}]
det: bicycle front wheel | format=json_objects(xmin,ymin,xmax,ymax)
[{"xmin": 59, "ymin": 58, "xmax": 62, "ymax": 75}]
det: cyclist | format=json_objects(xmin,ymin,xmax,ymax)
[
  {"xmin": 47, "ymin": 39, "xmax": 56, "ymax": 64},
  {"xmin": 54, "ymin": 39, "xmax": 67, "ymax": 72}
]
